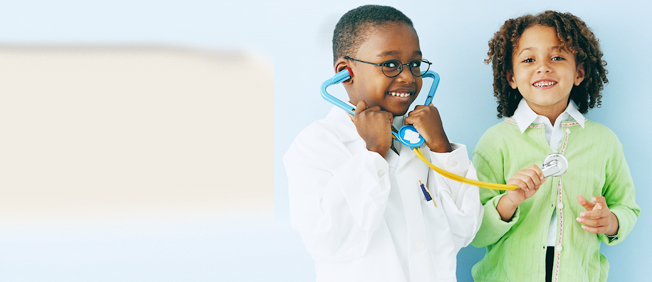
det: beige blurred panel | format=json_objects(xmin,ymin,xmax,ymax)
[{"xmin": 0, "ymin": 46, "xmax": 273, "ymax": 221}]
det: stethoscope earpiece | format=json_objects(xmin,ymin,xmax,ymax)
[{"xmin": 345, "ymin": 67, "xmax": 352, "ymax": 80}]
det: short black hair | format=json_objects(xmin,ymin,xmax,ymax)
[
  {"xmin": 332, "ymin": 5, "xmax": 414, "ymax": 64},
  {"xmin": 486, "ymin": 10, "xmax": 608, "ymax": 117}
]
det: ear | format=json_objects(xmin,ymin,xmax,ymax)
[
  {"xmin": 507, "ymin": 71, "xmax": 517, "ymax": 89},
  {"xmin": 574, "ymin": 63, "xmax": 585, "ymax": 86},
  {"xmin": 334, "ymin": 57, "xmax": 353, "ymax": 84}
]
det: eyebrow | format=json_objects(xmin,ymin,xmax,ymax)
[
  {"xmin": 516, "ymin": 45, "xmax": 563, "ymax": 56},
  {"xmin": 377, "ymin": 50, "xmax": 422, "ymax": 58}
]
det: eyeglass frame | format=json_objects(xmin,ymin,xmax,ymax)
[{"xmin": 344, "ymin": 56, "xmax": 432, "ymax": 78}]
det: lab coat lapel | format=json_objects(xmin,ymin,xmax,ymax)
[
  {"xmin": 396, "ymin": 142, "xmax": 421, "ymax": 171},
  {"xmin": 327, "ymin": 106, "xmax": 361, "ymax": 144}
]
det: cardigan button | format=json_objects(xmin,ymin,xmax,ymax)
[
  {"xmin": 378, "ymin": 170, "xmax": 385, "ymax": 178},
  {"xmin": 559, "ymin": 203, "xmax": 564, "ymax": 209}
]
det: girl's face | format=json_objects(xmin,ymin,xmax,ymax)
[
  {"xmin": 344, "ymin": 22, "xmax": 423, "ymax": 116},
  {"xmin": 508, "ymin": 25, "xmax": 585, "ymax": 118}
]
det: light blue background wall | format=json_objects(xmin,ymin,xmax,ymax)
[
  {"xmin": 274, "ymin": 1, "xmax": 651, "ymax": 281},
  {"xmin": 0, "ymin": 1, "xmax": 648, "ymax": 281}
]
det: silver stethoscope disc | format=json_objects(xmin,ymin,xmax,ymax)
[{"xmin": 541, "ymin": 154, "xmax": 569, "ymax": 177}]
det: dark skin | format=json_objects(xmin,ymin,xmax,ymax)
[
  {"xmin": 334, "ymin": 22, "xmax": 451, "ymax": 158},
  {"xmin": 351, "ymin": 101, "xmax": 452, "ymax": 158}
]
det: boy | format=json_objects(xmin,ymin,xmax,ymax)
[{"xmin": 284, "ymin": 5, "xmax": 482, "ymax": 282}]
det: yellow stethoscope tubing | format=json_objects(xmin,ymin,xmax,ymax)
[
  {"xmin": 322, "ymin": 70, "xmax": 519, "ymax": 190},
  {"xmin": 412, "ymin": 147, "xmax": 519, "ymax": 190}
]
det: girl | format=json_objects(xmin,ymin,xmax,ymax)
[{"xmin": 470, "ymin": 10, "xmax": 640, "ymax": 282}]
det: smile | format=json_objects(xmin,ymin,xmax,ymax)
[
  {"xmin": 533, "ymin": 81, "xmax": 557, "ymax": 87},
  {"xmin": 389, "ymin": 91, "xmax": 412, "ymax": 98}
]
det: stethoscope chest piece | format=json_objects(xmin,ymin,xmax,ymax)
[
  {"xmin": 396, "ymin": 125, "xmax": 425, "ymax": 149},
  {"xmin": 541, "ymin": 154, "xmax": 569, "ymax": 177}
]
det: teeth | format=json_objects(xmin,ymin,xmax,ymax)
[
  {"xmin": 534, "ymin": 81, "xmax": 556, "ymax": 87},
  {"xmin": 389, "ymin": 92, "xmax": 411, "ymax": 97}
]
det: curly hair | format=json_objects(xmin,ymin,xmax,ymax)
[
  {"xmin": 486, "ymin": 10, "xmax": 608, "ymax": 117},
  {"xmin": 332, "ymin": 5, "xmax": 413, "ymax": 64}
]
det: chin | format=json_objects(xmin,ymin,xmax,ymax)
[{"xmin": 391, "ymin": 108, "xmax": 410, "ymax": 116}]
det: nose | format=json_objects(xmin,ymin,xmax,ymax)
[
  {"xmin": 396, "ymin": 64, "xmax": 416, "ymax": 83},
  {"xmin": 536, "ymin": 60, "xmax": 552, "ymax": 73}
]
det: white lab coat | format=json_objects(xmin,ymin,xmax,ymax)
[{"xmin": 284, "ymin": 107, "xmax": 483, "ymax": 282}]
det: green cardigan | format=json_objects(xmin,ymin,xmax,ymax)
[{"xmin": 471, "ymin": 118, "xmax": 640, "ymax": 282}]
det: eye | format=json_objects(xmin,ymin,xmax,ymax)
[
  {"xmin": 552, "ymin": 56, "xmax": 565, "ymax": 61},
  {"xmin": 381, "ymin": 60, "xmax": 400, "ymax": 69},
  {"xmin": 522, "ymin": 58, "xmax": 534, "ymax": 63},
  {"xmin": 409, "ymin": 60, "xmax": 422, "ymax": 68}
]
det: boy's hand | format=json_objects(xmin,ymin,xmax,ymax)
[
  {"xmin": 497, "ymin": 165, "xmax": 545, "ymax": 221},
  {"xmin": 404, "ymin": 104, "xmax": 451, "ymax": 153},
  {"xmin": 351, "ymin": 100, "xmax": 393, "ymax": 158},
  {"xmin": 576, "ymin": 195, "xmax": 619, "ymax": 236}
]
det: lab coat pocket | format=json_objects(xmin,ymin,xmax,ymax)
[
  {"xmin": 422, "ymin": 192, "xmax": 450, "ymax": 244},
  {"xmin": 423, "ymin": 194, "xmax": 458, "ymax": 280}
]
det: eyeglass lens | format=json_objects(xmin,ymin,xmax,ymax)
[{"xmin": 381, "ymin": 59, "xmax": 429, "ymax": 77}]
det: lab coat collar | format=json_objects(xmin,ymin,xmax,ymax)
[
  {"xmin": 326, "ymin": 106, "xmax": 360, "ymax": 142},
  {"xmin": 512, "ymin": 99, "xmax": 585, "ymax": 134}
]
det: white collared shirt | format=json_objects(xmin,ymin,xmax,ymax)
[{"xmin": 511, "ymin": 99, "xmax": 586, "ymax": 246}]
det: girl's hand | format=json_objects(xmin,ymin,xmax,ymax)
[
  {"xmin": 504, "ymin": 164, "xmax": 546, "ymax": 206},
  {"xmin": 404, "ymin": 104, "xmax": 452, "ymax": 153},
  {"xmin": 351, "ymin": 100, "xmax": 394, "ymax": 158},
  {"xmin": 496, "ymin": 164, "xmax": 545, "ymax": 221},
  {"xmin": 576, "ymin": 195, "xmax": 619, "ymax": 235}
]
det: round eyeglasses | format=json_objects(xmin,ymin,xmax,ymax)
[{"xmin": 344, "ymin": 56, "xmax": 432, "ymax": 78}]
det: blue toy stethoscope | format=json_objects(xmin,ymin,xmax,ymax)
[
  {"xmin": 321, "ymin": 68, "xmax": 439, "ymax": 149},
  {"xmin": 320, "ymin": 68, "xmax": 569, "ymax": 190}
]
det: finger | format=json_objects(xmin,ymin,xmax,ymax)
[
  {"xmin": 529, "ymin": 164, "xmax": 545, "ymax": 181},
  {"xmin": 576, "ymin": 216, "xmax": 608, "ymax": 227},
  {"xmin": 577, "ymin": 195, "xmax": 595, "ymax": 211},
  {"xmin": 525, "ymin": 165, "xmax": 545, "ymax": 186},
  {"xmin": 580, "ymin": 224, "xmax": 609, "ymax": 234},
  {"xmin": 405, "ymin": 108, "xmax": 424, "ymax": 122},
  {"xmin": 518, "ymin": 167, "xmax": 543, "ymax": 188},
  {"xmin": 591, "ymin": 196, "xmax": 607, "ymax": 210},
  {"xmin": 354, "ymin": 100, "xmax": 368, "ymax": 116},
  {"xmin": 509, "ymin": 177, "xmax": 535, "ymax": 191},
  {"xmin": 579, "ymin": 208, "xmax": 609, "ymax": 219}
]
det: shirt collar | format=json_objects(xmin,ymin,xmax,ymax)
[
  {"xmin": 512, "ymin": 99, "xmax": 539, "ymax": 133},
  {"xmin": 565, "ymin": 100, "xmax": 585, "ymax": 128},
  {"xmin": 512, "ymin": 99, "xmax": 585, "ymax": 134},
  {"xmin": 392, "ymin": 115, "xmax": 404, "ymax": 130}
]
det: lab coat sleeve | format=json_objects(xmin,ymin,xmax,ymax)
[
  {"xmin": 470, "ymin": 138, "xmax": 520, "ymax": 248},
  {"xmin": 597, "ymin": 135, "xmax": 640, "ymax": 245},
  {"xmin": 284, "ymin": 123, "xmax": 392, "ymax": 263},
  {"xmin": 427, "ymin": 143, "xmax": 483, "ymax": 249}
]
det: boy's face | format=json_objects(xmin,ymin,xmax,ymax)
[
  {"xmin": 508, "ymin": 25, "xmax": 585, "ymax": 117},
  {"xmin": 342, "ymin": 22, "xmax": 423, "ymax": 116}
]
